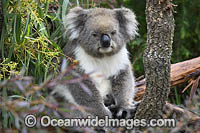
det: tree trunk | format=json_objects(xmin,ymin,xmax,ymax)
[{"xmin": 134, "ymin": 0, "xmax": 175, "ymax": 127}]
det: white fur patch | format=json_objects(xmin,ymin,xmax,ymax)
[
  {"xmin": 114, "ymin": 7, "xmax": 139, "ymax": 40},
  {"xmin": 126, "ymin": 11, "xmax": 138, "ymax": 39},
  {"xmin": 63, "ymin": 9, "xmax": 81, "ymax": 40},
  {"xmin": 52, "ymin": 85, "xmax": 78, "ymax": 105},
  {"xmin": 74, "ymin": 46, "xmax": 130, "ymax": 97}
]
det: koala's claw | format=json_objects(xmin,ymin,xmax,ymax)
[
  {"xmin": 118, "ymin": 104, "xmax": 137, "ymax": 118},
  {"xmin": 116, "ymin": 108, "xmax": 132, "ymax": 118},
  {"xmin": 108, "ymin": 101, "xmax": 141, "ymax": 119},
  {"xmin": 109, "ymin": 104, "xmax": 135, "ymax": 119},
  {"xmin": 134, "ymin": 100, "xmax": 141, "ymax": 106}
]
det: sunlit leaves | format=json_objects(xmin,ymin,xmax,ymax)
[{"xmin": 1, "ymin": 0, "xmax": 65, "ymax": 81}]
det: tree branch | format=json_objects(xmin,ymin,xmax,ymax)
[{"xmin": 135, "ymin": 57, "xmax": 200, "ymax": 101}]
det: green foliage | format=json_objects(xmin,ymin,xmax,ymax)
[
  {"xmin": 0, "ymin": 0, "xmax": 69, "ymax": 130},
  {"xmin": 0, "ymin": 0, "xmax": 68, "ymax": 82},
  {"xmin": 0, "ymin": 58, "xmax": 19, "ymax": 79},
  {"xmin": 172, "ymin": 0, "xmax": 200, "ymax": 63}
]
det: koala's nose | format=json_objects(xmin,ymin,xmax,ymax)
[{"xmin": 101, "ymin": 34, "xmax": 111, "ymax": 48}]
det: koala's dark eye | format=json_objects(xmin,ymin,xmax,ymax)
[{"xmin": 111, "ymin": 30, "xmax": 116, "ymax": 35}]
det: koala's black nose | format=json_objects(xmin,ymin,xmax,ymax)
[{"xmin": 101, "ymin": 34, "xmax": 111, "ymax": 48}]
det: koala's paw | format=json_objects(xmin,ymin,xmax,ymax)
[
  {"xmin": 109, "ymin": 101, "xmax": 141, "ymax": 119},
  {"xmin": 105, "ymin": 106, "xmax": 113, "ymax": 118}
]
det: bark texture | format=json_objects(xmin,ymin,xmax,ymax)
[{"xmin": 135, "ymin": 0, "xmax": 175, "ymax": 122}]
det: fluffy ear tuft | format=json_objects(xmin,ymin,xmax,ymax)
[
  {"xmin": 114, "ymin": 8, "xmax": 138, "ymax": 41},
  {"xmin": 63, "ymin": 7, "xmax": 88, "ymax": 41}
]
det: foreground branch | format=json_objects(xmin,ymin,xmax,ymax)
[{"xmin": 165, "ymin": 101, "xmax": 200, "ymax": 122}]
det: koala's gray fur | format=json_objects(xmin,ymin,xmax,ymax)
[{"xmin": 52, "ymin": 7, "xmax": 139, "ymax": 118}]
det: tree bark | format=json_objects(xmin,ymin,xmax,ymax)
[{"xmin": 134, "ymin": 0, "xmax": 175, "ymax": 127}]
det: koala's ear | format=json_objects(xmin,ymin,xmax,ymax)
[
  {"xmin": 114, "ymin": 8, "xmax": 138, "ymax": 41},
  {"xmin": 63, "ymin": 7, "xmax": 88, "ymax": 41}
]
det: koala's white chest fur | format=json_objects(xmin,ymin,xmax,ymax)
[{"xmin": 74, "ymin": 46, "xmax": 130, "ymax": 97}]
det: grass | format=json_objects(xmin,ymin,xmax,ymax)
[
  {"xmin": 1, "ymin": 0, "xmax": 63, "ymax": 81},
  {"xmin": 0, "ymin": 0, "xmax": 69, "ymax": 130}
]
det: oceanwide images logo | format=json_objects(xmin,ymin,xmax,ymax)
[{"xmin": 24, "ymin": 114, "xmax": 176, "ymax": 129}]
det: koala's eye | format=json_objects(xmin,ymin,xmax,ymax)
[
  {"xmin": 92, "ymin": 33, "xmax": 97, "ymax": 37},
  {"xmin": 111, "ymin": 30, "xmax": 116, "ymax": 35}
]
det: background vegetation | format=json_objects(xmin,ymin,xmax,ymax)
[{"xmin": 0, "ymin": 0, "xmax": 199, "ymax": 132}]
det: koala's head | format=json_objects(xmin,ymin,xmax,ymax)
[{"xmin": 64, "ymin": 7, "xmax": 138, "ymax": 58}]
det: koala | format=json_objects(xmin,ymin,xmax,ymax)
[{"xmin": 52, "ymin": 7, "xmax": 139, "ymax": 119}]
